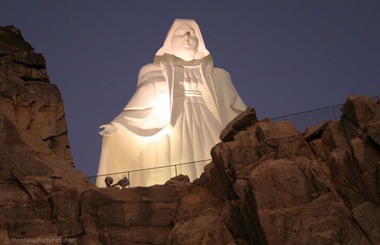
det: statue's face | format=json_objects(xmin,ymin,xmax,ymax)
[{"xmin": 171, "ymin": 23, "xmax": 199, "ymax": 60}]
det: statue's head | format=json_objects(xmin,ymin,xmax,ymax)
[
  {"xmin": 155, "ymin": 19, "xmax": 210, "ymax": 62},
  {"xmin": 170, "ymin": 23, "xmax": 199, "ymax": 61}
]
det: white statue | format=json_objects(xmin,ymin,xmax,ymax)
[{"xmin": 96, "ymin": 19, "xmax": 246, "ymax": 187}]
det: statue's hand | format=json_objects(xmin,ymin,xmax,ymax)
[{"xmin": 99, "ymin": 124, "xmax": 117, "ymax": 136}]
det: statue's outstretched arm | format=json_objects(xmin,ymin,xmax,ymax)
[{"xmin": 99, "ymin": 63, "xmax": 169, "ymax": 137}]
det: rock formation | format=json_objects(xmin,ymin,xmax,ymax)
[
  {"xmin": 0, "ymin": 25, "xmax": 95, "ymax": 244},
  {"xmin": 199, "ymin": 95, "xmax": 380, "ymax": 244},
  {"xmin": 0, "ymin": 25, "xmax": 379, "ymax": 244},
  {"xmin": 0, "ymin": 25, "xmax": 73, "ymax": 165}
]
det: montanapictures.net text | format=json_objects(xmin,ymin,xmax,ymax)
[{"xmin": 8, "ymin": 237, "xmax": 76, "ymax": 243}]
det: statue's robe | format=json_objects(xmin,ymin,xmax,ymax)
[{"xmin": 96, "ymin": 56, "xmax": 246, "ymax": 187}]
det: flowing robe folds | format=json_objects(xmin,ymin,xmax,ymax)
[{"xmin": 96, "ymin": 56, "xmax": 246, "ymax": 187}]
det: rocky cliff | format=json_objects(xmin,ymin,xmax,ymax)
[
  {"xmin": 0, "ymin": 26, "xmax": 379, "ymax": 245},
  {"xmin": 0, "ymin": 25, "xmax": 95, "ymax": 244}
]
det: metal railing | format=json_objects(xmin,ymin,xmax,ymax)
[
  {"xmin": 89, "ymin": 95, "xmax": 379, "ymax": 185},
  {"xmin": 89, "ymin": 159, "xmax": 211, "ymax": 186},
  {"xmin": 270, "ymin": 103, "xmax": 341, "ymax": 131},
  {"xmin": 270, "ymin": 95, "xmax": 378, "ymax": 131}
]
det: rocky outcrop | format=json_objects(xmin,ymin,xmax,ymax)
[
  {"xmin": 198, "ymin": 94, "xmax": 380, "ymax": 244},
  {"xmin": 1, "ymin": 26, "xmax": 379, "ymax": 244},
  {"xmin": 0, "ymin": 25, "xmax": 94, "ymax": 244},
  {"xmin": 0, "ymin": 25, "xmax": 73, "ymax": 165},
  {"xmin": 77, "ymin": 178, "xmax": 236, "ymax": 245}
]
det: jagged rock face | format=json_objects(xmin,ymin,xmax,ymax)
[
  {"xmin": 0, "ymin": 25, "xmax": 72, "ymax": 165},
  {"xmin": 199, "ymin": 95, "xmax": 380, "ymax": 244},
  {"xmin": 1, "ymin": 26, "xmax": 379, "ymax": 245},
  {"xmin": 0, "ymin": 26, "xmax": 94, "ymax": 244},
  {"xmin": 78, "ymin": 182, "xmax": 236, "ymax": 245}
]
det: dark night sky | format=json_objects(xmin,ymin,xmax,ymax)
[{"xmin": 1, "ymin": 1, "xmax": 379, "ymax": 180}]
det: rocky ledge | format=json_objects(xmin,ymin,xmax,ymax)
[{"xmin": 0, "ymin": 26, "xmax": 379, "ymax": 244}]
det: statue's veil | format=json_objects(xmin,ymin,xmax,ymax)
[{"xmin": 155, "ymin": 19, "xmax": 210, "ymax": 60}]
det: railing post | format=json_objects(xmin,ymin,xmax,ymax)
[
  {"xmin": 175, "ymin": 164, "xmax": 178, "ymax": 176},
  {"xmin": 127, "ymin": 171, "xmax": 130, "ymax": 188},
  {"xmin": 332, "ymin": 106, "xmax": 337, "ymax": 119}
]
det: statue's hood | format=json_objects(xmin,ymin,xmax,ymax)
[{"xmin": 155, "ymin": 19, "xmax": 210, "ymax": 60}]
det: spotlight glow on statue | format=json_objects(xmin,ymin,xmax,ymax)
[{"xmin": 96, "ymin": 19, "xmax": 246, "ymax": 187}]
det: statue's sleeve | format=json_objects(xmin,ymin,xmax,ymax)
[
  {"xmin": 213, "ymin": 68, "xmax": 246, "ymax": 110},
  {"xmin": 111, "ymin": 63, "xmax": 170, "ymax": 135},
  {"xmin": 212, "ymin": 68, "xmax": 247, "ymax": 125},
  {"xmin": 122, "ymin": 63, "xmax": 166, "ymax": 110}
]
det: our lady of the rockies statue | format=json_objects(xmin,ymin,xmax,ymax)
[{"xmin": 96, "ymin": 19, "xmax": 246, "ymax": 187}]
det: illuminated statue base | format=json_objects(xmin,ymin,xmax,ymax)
[{"xmin": 98, "ymin": 122, "xmax": 212, "ymax": 187}]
